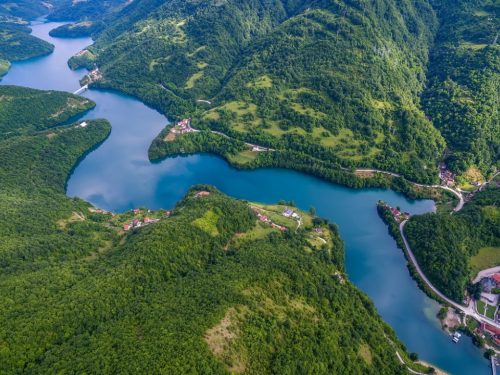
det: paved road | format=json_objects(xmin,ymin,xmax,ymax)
[
  {"xmin": 474, "ymin": 266, "xmax": 500, "ymax": 284},
  {"xmin": 400, "ymin": 220, "xmax": 500, "ymax": 329}
]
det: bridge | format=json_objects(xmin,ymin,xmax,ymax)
[{"xmin": 73, "ymin": 84, "xmax": 88, "ymax": 95}]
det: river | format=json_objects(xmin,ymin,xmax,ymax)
[{"xmin": 1, "ymin": 16, "xmax": 491, "ymax": 374}]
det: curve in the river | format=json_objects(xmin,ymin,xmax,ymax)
[{"xmin": 0, "ymin": 16, "xmax": 492, "ymax": 375}]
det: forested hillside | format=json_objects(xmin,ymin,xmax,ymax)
[
  {"xmin": 423, "ymin": 0, "xmax": 500, "ymax": 176},
  {"xmin": 76, "ymin": 0, "xmax": 446, "ymax": 183},
  {"xmin": 0, "ymin": 85, "xmax": 95, "ymax": 139},
  {"xmin": 0, "ymin": 23, "xmax": 53, "ymax": 77},
  {"xmin": 404, "ymin": 188, "xmax": 500, "ymax": 302},
  {"xmin": 0, "ymin": 84, "xmax": 426, "ymax": 373}
]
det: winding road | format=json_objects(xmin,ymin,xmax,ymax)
[{"xmin": 400, "ymin": 220, "xmax": 500, "ymax": 330}]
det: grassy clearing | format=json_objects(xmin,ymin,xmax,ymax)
[
  {"xmin": 187, "ymin": 46, "xmax": 206, "ymax": 57},
  {"xmin": 192, "ymin": 209, "xmax": 220, "ymax": 236},
  {"xmin": 486, "ymin": 304, "xmax": 497, "ymax": 320},
  {"xmin": 185, "ymin": 71, "xmax": 204, "ymax": 89},
  {"xmin": 245, "ymin": 75, "xmax": 272, "ymax": 88},
  {"xmin": 470, "ymin": 247, "xmax": 500, "ymax": 276},
  {"xmin": 229, "ymin": 149, "xmax": 258, "ymax": 164},
  {"xmin": 357, "ymin": 344, "xmax": 373, "ymax": 365},
  {"xmin": 477, "ymin": 300, "xmax": 487, "ymax": 316}
]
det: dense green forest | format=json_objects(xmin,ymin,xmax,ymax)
[
  {"xmin": 0, "ymin": 23, "xmax": 53, "ymax": 77},
  {"xmin": 70, "ymin": 0, "xmax": 445, "ymax": 183},
  {"xmin": 0, "ymin": 86, "xmax": 426, "ymax": 373},
  {"xmin": 149, "ymin": 128, "xmax": 437, "ymax": 199},
  {"xmin": 0, "ymin": 85, "xmax": 95, "ymax": 139},
  {"xmin": 404, "ymin": 188, "xmax": 500, "ymax": 302},
  {"xmin": 423, "ymin": 0, "xmax": 500, "ymax": 175}
]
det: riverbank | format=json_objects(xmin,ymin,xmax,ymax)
[{"xmin": 149, "ymin": 128, "xmax": 452, "ymax": 203}]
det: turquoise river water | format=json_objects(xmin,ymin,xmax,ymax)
[{"xmin": 1, "ymin": 16, "xmax": 491, "ymax": 374}]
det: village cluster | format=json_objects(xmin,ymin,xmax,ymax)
[
  {"xmin": 170, "ymin": 118, "xmax": 196, "ymax": 134},
  {"xmin": 439, "ymin": 162, "xmax": 483, "ymax": 188},
  {"xmin": 251, "ymin": 206, "xmax": 287, "ymax": 231},
  {"xmin": 123, "ymin": 208, "xmax": 161, "ymax": 231},
  {"xmin": 475, "ymin": 322, "xmax": 500, "ymax": 348},
  {"xmin": 380, "ymin": 202, "xmax": 410, "ymax": 222}
]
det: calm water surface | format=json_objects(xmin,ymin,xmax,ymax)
[{"xmin": 2, "ymin": 16, "xmax": 490, "ymax": 374}]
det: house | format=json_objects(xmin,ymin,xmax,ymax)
[
  {"xmin": 494, "ymin": 338, "xmax": 500, "ymax": 347},
  {"xmin": 404, "ymin": 212, "xmax": 410, "ymax": 216},
  {"xmin": 482, "ymin": 277, "xmax": 494, "ymax": 293},
  {"xmin": 314, "ymin": 228, "xmax": 323, "ymax": 233},
  {"xmin": 166, "ymin": 211, "xmax": 170, "ymax": 217},
  {"xmin": 493, "ymin": 273, "xmax": 500, "ymax": 285},
  {"xmin": 282, "ymin": 208, "xmax": 294, "ymax": 217},
  {"xmin": 291, "ymin": 212, "xmax": 300, "ymax": 219},
  {"xmin": 484, "ymin": 323, "xmax": 500, "ymax": 336},
  {"xmin": 95, "ymin": 209, "xmax": 102, "ymax": 214},
  {"xmin": 195, "ymin": 191, "xmax": 210, "ymax": 198},
  {"xmin": 393, "ymin": 210, "xmax": 401, "ymax": 216},
  {"xmin": 144, "ymin": 217, "xmax": 150, "ymax": 223},
  {"xmin": 134, "ymin": 209, "xmax": 140, "ymax": 214},
  {"xmin": 280, "ymin": 227, "xmax": 286, "ymax": 231},
  {"xmin": 252, "ymin": 208, "xmax": 261, "ymax": 216},
  {"xmin": 260, "ymin": 216, "xmax": 267, "ymax": 222},
  {"xmin": 80, "ymin": 121, "xmax": 88, "ymax": 127},
  {"xmin": 123, "ymin": 225, "xmax": 130, "ymax": 231}
]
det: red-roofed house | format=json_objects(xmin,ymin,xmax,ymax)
[
  {"xmin": 144, "ymin": 217, "xmax": 150, "ymax": 223},
  {"xmin": 123, "ymin": 225, "xmax": 130, "ymax": 231},
  {"xmin": 260, "ymin": 216, "xmax": 267, "ymax": 222},
  {"xmin": 393, "ymin": 210, "xmax": 401, "ymax": 215},
  {"xmin": 166, "ymin": 211, "xmax": 170, "ymax": 216},
  {"xmin": 199, "ymin": 191, "xmax": 210, "ymax": 196},
  {"xmin": 494, "ymin": 338, "xmax": 500, "ymax": 347},
  {"xmin": 493, "ymin": 273, "xmax": 500, "ymax": 284},
  {"xmin": 134, "ymin": 209, "xmax": 140, "ymax": 214}
]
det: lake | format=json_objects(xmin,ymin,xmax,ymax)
[{"xmin": 1, "ymin": 16, "xmax": 490, "ymax": 374}]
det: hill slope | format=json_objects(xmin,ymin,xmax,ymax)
[
  {"xmin": 78, "ymin": 0, "xmax": 446, "ymax": 183},
  {"xmin": 423, "ymin": 0, "xmax": 500, "ymax": 176},
  {"xmin": 0, "ymin": 85, "xmax": 424, "ymax": 374},
  {"xmin": 0, "ymin": 85, "xmax": 95, "ymax": 140}
]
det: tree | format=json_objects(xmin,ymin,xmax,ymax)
[
  {"xmin": 278, "ymin": 200, "xmax": 286, "ymax": 205},
  {"xmin": 310, "ymin": 206, "xmax": 316, "ymax": 216},
  {"xmin": 428, "ymin": 367, "xmax": 436, "ymax": 374},
  {"xmin": 487, "ymin": 349, "xmax": 495, "ymax": 358},
  {"xmin": 409, "ymin": 352, "xmax": 419, "ymax": 362},
  {"xmin": 288, "ymin": 200, "xmax": 295, "ymax": 207}
]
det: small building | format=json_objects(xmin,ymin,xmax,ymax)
[
  {"xmin": 195, "ymin": 191, "xmax": 210, "ymax": 198},
  {"xmin": 393, "ymin": 210, "xmax": 401, "ymax": 216},
  {"xmin": 291, "ymin": 212, "xmax": 300, "ymax": 219},
  {"xmin": 494, "ymin": 338, "xmax": 500, "ymax": 347},
  {"xmin": 134, "ymin": 209, "xmax": 140, "ymax": 214},
  {"xmin": 123, "ymin": 225, "xmax": 130, "ymax": 231},
  {"xmin": 280, "ymin": 227, "xmax": 286, "ymax": 231},
  {"xmin": 80, "ymin": 121, "xmax": 88, "ymax": 127},
  {"xmin": 260, "ymin": 216, "xmax": 267, "ymax": 222},
  {"xmin": 483, "ymin": 277, "xmax": 495, "ymax": 293},
  {"xmin": 166, "ymin": 211, "xmax": 170, "ymax": 217},
  {"xmin": 314, "ymin": 228, "xmax": 323, "ymax": 233},
  {"xmin": 144, "ymin": 217, "xmax": 150, "ymax": 223},
  {"xmin": 282, "ymin": 208, "xmax": 293, "ymax": 217},
  {"xmin": 404, "ymin": 212, "xmax": 410, "ymax": 216}
]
